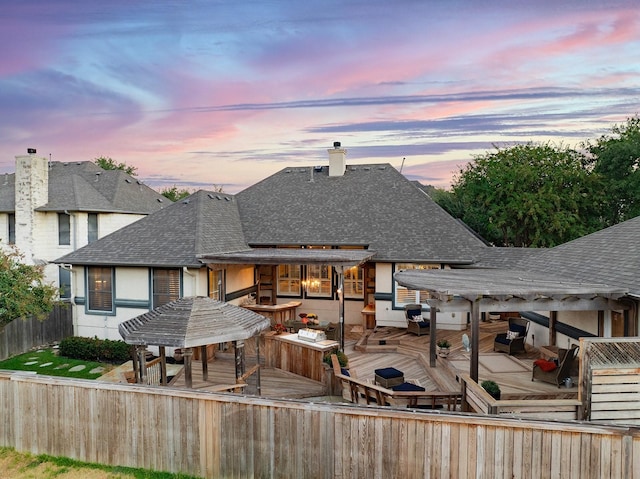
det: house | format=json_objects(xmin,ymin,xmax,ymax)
[
  {"xmin": 0, "ymin": 150, "xmax": 168, "ymax": 294},
  {"xmin": 395, "ymin": 213, "xmax": 640, "ymax": 360},
  {"xmin": 513, "ymin": 215, "xmax": 640, "ymax": 345},
  {"xmin": 54, "ymin": 143, "xmax": 488, "ymax": 340}
]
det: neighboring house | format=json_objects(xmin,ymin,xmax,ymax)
[
  {"xmin": 0, "ymin": 151, "xmax": 169, "ymax": 296},
  {"xmin": 54, "ymin": 144, "xmax": 488, "ymax": 340}
]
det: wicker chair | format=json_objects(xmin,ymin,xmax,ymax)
[
  {"xmin": 532, "ymin": 345, "xmax": 579, "ymax": 387},
  {"xmin": 493, "ymin": 317, "xmax": 529, "ymax": 355},
  {"xmin": 404, "ymin": 304, "xmax": 430, "ymax": 336}
]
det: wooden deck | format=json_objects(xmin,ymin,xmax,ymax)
[{"xmin": 102, "ymin": 318, "xmax": 577, "ymax": 401}]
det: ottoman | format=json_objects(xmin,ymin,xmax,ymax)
[{"xmin": 374, "ymin": 367, "xmax": 404, "ymax": 388}]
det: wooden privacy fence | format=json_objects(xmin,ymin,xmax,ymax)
[
  {"xmin": 1, "ymin": 371, "xmax": 639, "ymax": 478},
  {"xmin": 0, "ymin": 304, "xmax": 72, "ymax": 360}
]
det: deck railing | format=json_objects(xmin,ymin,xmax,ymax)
[{"xmin": 460, "ymin": 374, "xmax": 583, "ymax": 419}]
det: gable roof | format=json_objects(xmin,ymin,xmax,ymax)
[
  {"xmin": 0, "ymin": 161, "xmax": 167, "ymax": 214},
  {"xmin": 55, "ymin": 190, "xmax": 248, "ymax": 267},
  {"xmin": 236, "ymin": 164, "xmax": 486, "ymax": 263},
  {"xmin": 517, "ymin": 215, "xmax": 640, "ymax": 297}
]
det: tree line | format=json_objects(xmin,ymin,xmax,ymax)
[{"xmin": 431, "ymin": 116, "xmax": 640, "ymax": 247}]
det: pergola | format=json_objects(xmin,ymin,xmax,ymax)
[
  {"xmin": 119, "ymin": 297, "xmax": 271, "ymax": 390},
  {"xmin": 198, "ymin": 248, "xmax": 376, "ymax": 350},
  {"xmin": 394, "ymin": 268, "xmax": 629, "ymax": 382}
]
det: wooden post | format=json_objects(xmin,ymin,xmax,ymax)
[
  {"xmin": 201, "ymin": 345, "xmax": 208, "ymax": 381},
  {"xmin": 159, "ymin": 346, "xmax": 167, "ymax": 386},
  {"xmin": 183, "ymin": 348, "xmax": 193, "ymax": 388},
  {"xmin": 234, "ymin": 340, "xmax": 245, "ymax": 381},
  {"xmin": 255, "ymin": 335, "xmax": 262, "ymax": 396},
  {"xmin": 470, "ymin": 300, "xmax": 480, "ymax": 383},
  {"xmin": 429, "ymin": 303, "xmax": 437, "ymax": 367},
  {"xmin": 136, "ymin": 345, "xmax": 147, "ymax": 384},
  {"xmin": 549, "ymin": 311, "xmax": 557, "ymax": 346}
]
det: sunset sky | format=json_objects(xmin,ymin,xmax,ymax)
[{"xmin": 1, "ymin": 1, "xmax": 639, "ymax": 193}]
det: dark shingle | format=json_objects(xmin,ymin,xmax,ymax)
[
  {"xmin": 236, "ymin": 164, "xmax": 486, "ymax": 263},
  {"xmin": 56, "ymin": 190, "xmax": 248, "ymax": 267}
]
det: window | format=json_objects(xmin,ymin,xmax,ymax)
[
  {"xmin": 59, "ymin": 267, "xmax": 71, "ymax": 300},
  {"xmin": 277, "ymin": 264, "xmax": 301, "ymax": 296},
  {"xmin": 152, "ymin": 268, "xmax": 181, "ymax": 308},
  {"xmin": 87, "ymin": 267, "xmax": 113, "ymax": 312},
  {"xmin": 208, "ymin": 269, "xmax": 224, "ymax": 301},
  {"xmin": 305, "ymin": 264, "xmax": 332, "ymax": 298},
  {"xmin": 8, "ymin": 213, "xmax": 15, "ymax": 244},
  {"xmin": 343, "ymin": 266, "xmax": 363, "ymax": 299},
  {"xmin": 58, "ymin": 213, "xmax": 70, "ymax": 245},
  {"xmin": 88, "ymin": 213, "xmax": 98, "ymax": 243},
  {"xmin": 394, "ymin": 263, "xmax": 440, "ymax": 307}
]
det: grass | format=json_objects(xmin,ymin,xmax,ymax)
[
  {"xmin": 0, "ymin": 447, "xmax": 201, "ymax": 478},
  {"xmin": 0, "ymin": 348, "xmax": 115, "ymax": 380}
]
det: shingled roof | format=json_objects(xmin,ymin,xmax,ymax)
[
  {"xmin": 0, "ymin": 161, "xmax": 167, "ymax": 214},
  {"xmin": 516, "ymin": 215, "xmax": 640, "ymax": 297},
  {"xmin": 235, "ymin": 164, "xmax": 486, "ymax": 263},
  {"xmin": 55, "ymin": 190, "xmax": 249, "ymax": 267}
]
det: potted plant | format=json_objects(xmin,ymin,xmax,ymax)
[
  {"xmin": 481, "ymin": 380, "xmax": 501, "ymax": 400},
  {"xmin": 436, "ymin": 339, "xmax": 451, "ymax": 358},
  {"xmin": 273, "ymin": 323, "xmax": 286, "ymax": 335}
]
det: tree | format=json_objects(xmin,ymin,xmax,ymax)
[
  {"xmin": 159, "ymin": 184, "xmax": 225, "ymax": 201},
  {"xmin": 440, "ymin": 142, "xmax": 603, "ymax": 247},
  {"xmin": 94, "ymin": 156, "xmax": 137, "ymax": 176},
  {"xmin": 584, "ymin": 116, "xmax": 640, "ymax": 226},
  {"xmin": 0, "ymin": 248, "xmax": 59, "ymax": 326},
  {"xmin": 159, "ymin": 185, "xmax": 193, "ymax": 201}
]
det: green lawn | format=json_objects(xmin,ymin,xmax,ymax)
[{"xmin": 0, "ymin": 348, "xmax": 114, "ymax": 380}]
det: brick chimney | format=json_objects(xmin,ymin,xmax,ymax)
[
  {"xmin": 328, "ymin": 141, "xmax": 346, "ymax": 177},
  {"xmin": 14, "ymin": 149, "xmax": 49, "ymax": 264}
]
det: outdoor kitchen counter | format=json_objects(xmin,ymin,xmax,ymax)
[{"xmin": 264, "ymin": 332, "xmax": 338, "ymax": 383}]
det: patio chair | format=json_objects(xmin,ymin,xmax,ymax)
[
  {"xmin": 532, "ymin": 345, "xmax": 579, "ymax": 387},
  {"xmin": 493, "ymin": 317, "xmax": 529, "ymax": 355},
  {"xmin": 404, "ymin": 304, "xmax": 430, "ymax": 336}
]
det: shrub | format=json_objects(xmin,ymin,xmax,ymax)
[
  {"xmin": 323, "ymin": 349, "xmax": 348, "ymax": 367},
  {"xmin": 59, "ymin": 336, "xmax": 131, "ymax": 363}
]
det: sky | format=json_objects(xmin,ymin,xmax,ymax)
[{"xmin": 1, "ymin": 1, "xmax": 639, "ymax": 193}]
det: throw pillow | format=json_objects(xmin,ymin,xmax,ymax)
[
  {"xmin": 410, "ymin": 315, "xmax": 423, "ymax": 323},
  {"xmin": 506, "ymin": 330, "xmax": 520, "ymax": 340},
  {"xmin": 534, "ymin": 359, "xmax": 557, "ymax": 372}
]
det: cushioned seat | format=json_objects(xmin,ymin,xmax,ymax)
[
  {"xmin": 494, "ymin": 317, "xmax": 529, "ymax": 355},
  {"xmin": 391, "ymin": 382, "xmax": 425, "ymax": 392},
  {"xmin": 374, "ymin": 367, "xmax": 404, "ymax": 388},
  {"xmin": 404, "ymin": 304, "xmax": 430, "ymax": 336}
]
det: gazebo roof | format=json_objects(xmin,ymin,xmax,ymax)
[{"xmin": 118, "ymin": 297, "xmax": 271, "ymax": 348}]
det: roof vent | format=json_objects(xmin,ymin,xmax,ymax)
[
  {"xmin": 314, "ymin": 165, "xmax": 323, "ymax": 172},
  {"xmin": 182, "ymin": 199, "xmax": 190, "ymax": 204},
  {"xmin": 207, "ymin": 193, "xmax": 215, "ymax": 199},
  {"xmin": 224, "ymin": 196, "xmax": 231, "ymax": 201},
  {"xmin": 125, "ymin": 178, "xmax": 131, "ymax": 183},
  {"xmin": 156, "ymin": 198, "xmax": 163, "ymax": 202},
  {"xmin": 216, "ymin": 195, "xmax": 221, "ymax": 200}
]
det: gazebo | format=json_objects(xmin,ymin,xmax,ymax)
[
  {"xmin": 394, "ymin": 268, "xmax": 629, "ymax": 382},
  {"xmin": 119, "ymin": 297, "xmax": 271, "ymax": 391}
]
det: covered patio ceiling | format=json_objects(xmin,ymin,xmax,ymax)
[
  {"xmin": 197, "ymin": 247, "xmax": 376, "ymax": 267},
  {"xmin": 394, "ymin": 268, "xmax": 630, "ymax": 382}
]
